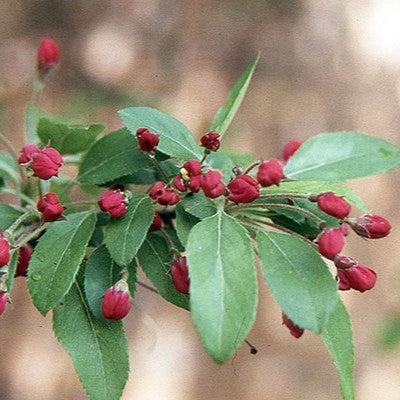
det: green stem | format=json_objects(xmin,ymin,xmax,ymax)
[
  {"xmin": 147, "ymin": 154, "xmax": 170, "ymax": 182},
  {"xmin": 137, "ymin": 281, "xmax": 158, "ymax": 294},
  {"xmin": 160, "ymin": 229, "xmax": 180, "ymax": 256},
  {"xmin": 242, "ymin": 160, "xmax": 261, "ymax": 175},
  {"xmin": 6, "ymin": 211, "xmax": 36, "ymax": 237},
  {"xmin": 13, "ymin": 223, "xmax": 47, "ymax": 248}
]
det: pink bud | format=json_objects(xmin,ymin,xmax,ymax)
[
  {"xmin": 0, "ymin": 234, "xmax": 10, "ymax": 267},
  {"xmin": 18, "ymin": 144, "xmax": 40, "ymax": 164},
  {"xmin": 136, "ymin": 128, "xmax": 159, "ymax": 153},
  {"xmin": 149, "ymin": 212, "xmax": 162, "ymax": 232},
  {"xmin": 282, "ymin": 313, "xmax": 304, "ymax": 338},
  {"xmin": 157, "ymin": 189, "xmax": 180, "ymax": 206},
  {"xmin": 37, "ymin": 37, "xmax": 60, "ymax": 72},
  {"xmin": 98, "ymin": 189, "xmax": 128, "ymax": 218},
  {"xmin": 317, "ymin": 228, "xmax": 345, "ymax": 260},
  {"xmin": 171, "ymin": 256, "xmax": 190, "ymax": 294},
  {"xmin": 182, "ymin": 160, "xmax": 202, "ymax": 176},
  {"xmin": 282, "ymin": 140, "xmax": 302, "ymax": 161},
  {"xmin": 173, "ymin": 175, "xmax": 188, "ymax": 192},
  {"xmin": 187, "ymin": 174, "xmax": 201, "ymax": 193},
  {"xmin": 37, "ymin": 192, "xmax": 64, "ymax": 222},
  {"xmin": 337, "ymin": 263, "xmax": 377, "ymax": 292},
  {"xmin": 227, "ymin": 175, "xmax": 260, "ymax": 203},
  {"xmin": 200, "ymin": 132, "xmax": 221, "ymax": 151},
  {"xmin": 31, "ymin": 147, "xmax": 63, "ymax": 180},
  {"xmin": 256, "ymin": 159, "xmax": 284, "ymax": 187},
  {"xmin": 316, "ymin": 192, "xmax": 351, "ymax": 219},
  {"xmin": 102, "ymin": 280, "xmax": 132, "ymax": 320},
  {"xmin": 15, "ymin": 245, "xmax": 33, "ymax": 277},
  {"xmin": 149, "ymin": 182, "xmax": 167, "ymax": 200},
  {"xmin": 200, "ymin": 170, "xmax": 225, "ymax": 198},
  {"xmin": 351, "ymin": 214, "xmax": 391, "ymax": 239},
  {"xmin": 0, "ymin": 291, "xmax": 9, "ymax": 317}
]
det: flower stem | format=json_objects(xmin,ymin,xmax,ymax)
[
  {"xmin": 243, "ymin": 160, "xmax": 261, "ymax": 175},
  {"xmin": 147, "ymin": 154, "xmax": 170, "ymax": 182},
  {"xmin": 13, "ymin": 223, "xmax": 47, "ymax": 248},
  {"xmin": 1, "ymin": 188, "xmax": 37, "ymax": 207}
]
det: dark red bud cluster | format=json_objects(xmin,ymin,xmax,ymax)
[
  {"xmin": 98, "ymin": 189, "xmax": 128, "ymax": 218},
  {"xmin": 37, "ymin": 37, "xmax": 60, "ymax": 73},
  {"xmin": 136, "ymin": 128, "xmax": 159, "ymax": 153},
  {"xmin": 171, "ymin": 256, "xmax": 190, "ymax": 294},
  {"xmin": 102, "ymin": 280, "xmax": 132, "ymax": 320},
  {"xmin": 18, "ymin": 145, "xmax": 63, "ymax": 180},
  {"xmin": 15, "ymin": 245, "xmax": 33, "ymax": 278},
  {"xmin": 149, "ymin": 212, "xmax": 163, "ymax": 232},
  {"xmin": 282, "ymin": 313, "xmax": 304, "ymax": 338},
  {"xmin": 256, "ymin": 159, "xmax": 284, "ymax": 187},
  {"xmin": 37, "ymin": 192, "xmax": 64, "ymax": 222},
  {"xmin": 149, "ymin": 182, "xmax": 180, "ymax": 206},
  {"xmin": 173, "ymin": 160, "xmax": 202, "ymax": 194},
  {"xmin": 0, "ymin": 234, "xmax": 10, "ymax": 267},
  {"xmin": 200, "ymin": 132, "xmax": 221, "ymax": 152},
  {"xmin": 227, "ymin": 175, "xmax": 260, "ymax": 203},
  {"xmin": 200, "ymin": 171, "xmax": 225, "ymax": 198}
]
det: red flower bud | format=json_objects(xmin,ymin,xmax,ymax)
[
  {"xmin": 15, "ymin": 245, "xmax": 33, "ymax": 277},
  {"xmin": 200, "ymin": 170, "xmax": 225, "ymax": 198},
  {"xmin": 182, "ymin": 160, "xmax": 202, "ymax": 176},
  {"xmin": 171, "ymin": 256, "xmax": 190, "ymax": 294},
  {"xmin": 136, "ymin": 128, "xmax": 159, "ymax": 153},
  {"xmin": 37, "ymin": 37, "xmax": 60, "ymax": 72},
  {"xmin": 334, "ymin": 255, "xmax": 357, "ymax": 270},
  {"xmin": 18, "ymin": 144, "xmax": 40, "ymax": 164},
  {"xmin": 157, "ymin": 189, "xmax": 180, "ymax": 206},
  {"xmin": 351, "ymin": 214, "xmax": 391, "ymax": 239},
  {"xmin": 102, "ymin": 280, "xmax": 132, "ymax": 320},
  {"xmin": 31, "ymin": 147, "xmax": 63, "ymax": 180},
  {"xmin": 282, "ymin": 140, "xmax": 302, "ymax": 161},
  {"xmin": 340, "ymin": 223, "xmax": 350, "ymax": 237},
  {"xmin": 149, "ymin": 182, "xmax": 167, "ymax": 200},
  {"xmin": 337, "ymin": 263, "xmax": 377, "ymax": 292},
  {"xmin": 0, "ymin": 291, "xmax": 9, "ymax": 317},
  {"xmin": 282, "ymin": 313, "xmax": 304, "ymax": 338},
  {"xmin": 0, "ymin": 234, "xmax": 10, "ymax": 267},
  {"xmin": 316, "ymin": 192, "xmax": 351, "ymax": 219},
  {"xmin": 173, "ymin": 175, "xmax": 188, "ymax": 192},
  {"xmin": 200, "ymin": 132, "xmax": 221, "ymax": 151},
  {"xmin": 227, "ymin": 175, "xmax": 260, "ymax": 203},
  {"xmin": 37, "ymin": 192, "xmax": 64, "ymax": 222},
  {"xmin": 256, "ymin": 159, "xmax": 284, "ymax": 187},
  {"xmin": 149, "ymin": 212, "xmax": 162, "ymax": 232},
  {"xmin": 98, "ymin": 189, "xmax": 128, "ymax": 218},
  {"xmin": 187, "ymin": 174, "xmax": 201, "ymax": 193},
  {"xmin": 317, "ymin": 228, "xmax": 345, "ymax": 260}
]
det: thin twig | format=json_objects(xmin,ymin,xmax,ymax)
[
  {"xmin": 13, "ymin": 223, "xmax": 47, "ymax": 248},
  {"xmin": 245, "ymin": 339, "xmax": 258, "ymax": 354},
  {"xmin": 147, "ymin": 154, "xmax": 170, "ymax": 182},
  {"xmin": 137, "ymin": 281, "xmax": 158, "ymax": 294},
  {"xmin": 242, "ymin": 160, "xmax": 261, "ymax": 175}
]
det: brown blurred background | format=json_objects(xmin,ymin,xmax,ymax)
[{"xmin": 1, "ymin": 0, "xmax": 400, "ymax": 399}]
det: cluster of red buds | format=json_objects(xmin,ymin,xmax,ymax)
[
  {"xmin": 18, "ymin": 144, "xmax": 63, "ymax": 180},
  {"xmin": 98, "ymin": 189, "xmax": 128, "ymax": 218}
]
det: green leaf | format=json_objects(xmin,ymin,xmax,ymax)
[
  {"xmin": 211, "ymin": 52, "xmax": 260, "ymax": 137},
  {"xmin": 28, "ymin": 211, "xmax": 96, "ymax": 315},
  {"xmin": 6, "ymin": 250, "xmax": 19, "ymax": 294},
  {"xmin": 175, "ymin": 204, "xmax": 200, "ymax": 246},
  {"xmin": 53, "ymin": 280, "xmax": 129, "ymax": 400},
  {"xmin": 285, "ymin": 132, "xmax": 400, "ymax": 182},
  {"xmin": 0, "ymin": 153, "xmax": 20, "ymax": 184},
  {"xmin": 78, "ymin": 128, "xmax": 152, "ymax": 185},
  {"xmin": 181, "ymin": 192, "xmax": 218, "ymax": 219},
  {"xmin": 0, "ymin": 204, "xmax": 23, "ymax": 230},
  {"xmin": 137, "ymin": 235, "xmax": 189, "ymax": 310},
  {"xmin": 322, "ymin": 299, "xmax": 355, "ymax": 400},
  {"xmin": 118, "ymin": 107, "xmax": 202, "ymax": 160},
  {"xmin": 186, "ymin": 212, "xmax": 258, "ymax": 363},
  {"xmin": 262, "ymin": 180, "xmax": 369, "ymax": 212},
  {"xmin": 38, "ymin": 118, "xmax": 105, "ymax": 154},
  {"xmin": 377, "ymin": 314, "xmax": 400, "ymax": 351},
  {"xmin": 257, "ymin": 231, "xmax": 338, "ymax": 333},
  {"xmin": 50, "ymin": 176, "xmax": 75, "ymax": 204},
  {"xmin": 84, "ymin": 245, "xmax": 122, "ymax": 319},
  {"xmin": 105, "ymin": 195, "xmax": 153, "ymax": 266}
]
